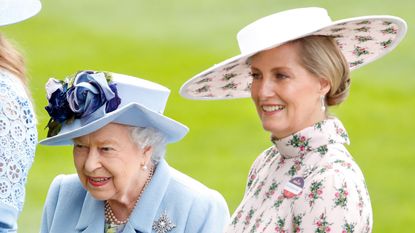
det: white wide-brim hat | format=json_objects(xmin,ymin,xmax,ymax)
[
  {"xmin": 0, "ymin": 0, "xmax": 41, "ymax": 26},
  {"xmin": 40, "ymin": 72, "xmax": 189, "ymax": 146},
  {"xmin": 180, "ymin": 7, "xmax": 407, "ymax": 100}
]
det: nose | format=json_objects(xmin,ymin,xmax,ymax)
[
  {"xmin": 84, "ymin": 148, "xmax": 101, "ymax": 172},
  {"xmin": 255, "ymin": 77, "xmax": 275, "ymax": 99}
]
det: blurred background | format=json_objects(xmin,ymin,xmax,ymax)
[{"xmin": 2, "ymin": 0, "xmax": 414, "ymax": 232}]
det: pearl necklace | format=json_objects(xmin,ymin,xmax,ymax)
[{"xmin": 105, "ymin": 167, "xmax": 154, "ymax": 225}]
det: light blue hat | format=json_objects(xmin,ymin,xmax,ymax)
[
  {"xmin": 0, "ymin": 0, "xmax": 41, "ymax": 26},
  {"xmin": 40, "ymin": 71, "xmax": 188, "ymax": 146}
]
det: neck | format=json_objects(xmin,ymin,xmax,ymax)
[
  {"xmin": 106, "ymin": 164, "xmax": 155, "ymax": 223},
  {"xmin": 272, "ymin": 116, "xmax": 328, "ymax": 140}
]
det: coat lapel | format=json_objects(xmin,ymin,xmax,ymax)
[
  {"xmin": 75, "ymin": 192, "xmax": 105, "ymax": 232},
  {"xmin": 129, "ymin": 159, "xmax": 171, "ymax": 233}
]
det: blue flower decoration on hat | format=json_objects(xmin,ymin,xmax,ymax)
[{"xmin": 45, "ymin": 70, "xmax": 121, "ymax": 137}]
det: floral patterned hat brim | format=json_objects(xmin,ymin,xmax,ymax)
[
  {"xmin": 0, "ymin": 0, "xmax": 41, "ymax": 26},
  {"xmin": 180, "ymin": 16, "xmax": 407, "ymax": 100}
]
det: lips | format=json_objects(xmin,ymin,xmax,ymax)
[{"xmin": 88, "ymin": 176, "xmax": 111, "ymax": 187}]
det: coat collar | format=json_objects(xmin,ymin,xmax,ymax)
[
  {"xmin": 75, "ymin": 193, "xmax": 105, "ymax": 232},
  {"xmin": 74, "ymin": 159, "xmax": 171, "ymax": 233},
  {"xmin": 129, "ymin": 159, "xmax": 171, "ymax": 232}
]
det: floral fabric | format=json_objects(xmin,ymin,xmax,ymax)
[
  {"xmin": 44, "ymin": 70, "xmax": 121, "ymax": 137},
  {"xmin": 0, "ymin": 69, "xmax": 37, "ymax": 212},
  {"xmin": 225, "ymin": 118, "xmax": 372, "ymax": 233},
  {"xmin": 104, "ymin": 221, "xmax": 125, "ymax": 233}
]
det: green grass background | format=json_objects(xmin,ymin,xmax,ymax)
[{"xmin": 2, "ymin": 0, "xmax": 414, "ymax": 232}]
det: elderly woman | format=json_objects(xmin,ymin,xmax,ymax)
[
  {"xmin": 40, "ymin": 70, "xmax": 229, "ymax": 233},
  {"xmin": 0, "ymin": 0, "xmax": 41, "ymax": 231},
  {"xmin": 180, "ymin": 7, "xmax": 406, "ymax": 233}
]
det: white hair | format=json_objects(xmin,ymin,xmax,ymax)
[{"xmin": 129, "ymin": 126, "xmax": 167, "ymax": 164}]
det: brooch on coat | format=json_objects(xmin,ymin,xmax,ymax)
[{"xmin": 152, "ymin": 211, "xmax": 176, "ymax": 233}]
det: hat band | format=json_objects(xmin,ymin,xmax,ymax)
[{"xmin": 57, "ymin": 104, "xmax": 109, "ymax": 137}]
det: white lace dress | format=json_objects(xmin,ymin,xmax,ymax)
[
  {"xmin": 0, "ymin": 69, "xmax": 37, "ymax": 230},
  {"xmin": 224, "ymin": 118, "xmax": 372, "ymax": 233}
]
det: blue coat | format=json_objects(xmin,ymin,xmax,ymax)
[{"xmin": 40, "ymin": 160, "xmax": 230, "ymax": 233}]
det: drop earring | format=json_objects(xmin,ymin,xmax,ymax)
[{"xmin": 320, "ymin": 95, "xmax": 326, "ymax": 112}]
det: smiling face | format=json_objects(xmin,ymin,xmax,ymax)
[
  {"xmin": 73, "ymin": 123, "xmax": 150, "ymax": 204},
  {"xmin": 250, "ymin": 42, "xmax": 330, "ymax": 139}
]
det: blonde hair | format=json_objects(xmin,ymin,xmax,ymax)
[
  {"xmin": 290, "ymin": 35, "xmax": 351, "ymax": 106},
  {"xmin": 0, "ymin": 33, "xmax": 28, "ymax": 87}
]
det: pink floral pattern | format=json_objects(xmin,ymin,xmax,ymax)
[
  {"xmin": 307, "ymin": 180, "xmax": 324, "ymax": 208},
  {"xmin": 314, "ymin": 213, "xmax": 332, "ymax": 233},
  {"xmin": 224, "ymin": 118, "xmax": 372, "ymax": 233}
]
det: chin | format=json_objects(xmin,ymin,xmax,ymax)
[
  {"xmin": 85, "ymin": 185, "xmax": 112, "ymax": 200},
  {"xmin": 263, "ymin": 125, "xmax": 293, "ymax": 139},
  {"xmin": 88, "ymin": 191, "xmax": 111, "ymax": 201},
  {"xmin": 263, "ymin": 127, "xmax": 282, "ymax": 137},
  {"xmin": 262, "ymin": 121, "xmax": 282, "ymax": 134}
]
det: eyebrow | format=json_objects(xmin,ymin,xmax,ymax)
[
  {"xmin": 271, "ymin": 67, "xmax": 291, "ymax": 73},
  {"xmin": 73, "ymin": 138, "xmax": 84, "ymax": 144},
  {"xmin": 250, "ymin": 66, "xmax": 291, "ymax": 73},
  {"xmin": 98, "ymin": 139, "xmax": 119, "ymax": 146}
]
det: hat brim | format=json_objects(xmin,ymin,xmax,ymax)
[
  {"xmin": 0, "ymin": 0, "xmax": 41, "ymax": 26},
  {"xmin": 180, "ymin": 15, "xmax": 407, "ymax": 100},
  {"xmin": 39, "ymin": 103, "xmax": 189, "ymax": 146}
]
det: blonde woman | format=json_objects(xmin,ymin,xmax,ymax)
[
  {"xmin": 180, "ymin": 7, "xmax": 407, "ymax": 233},
  {"xmin": 0, "ymin": 0, "xmax": 41, "ymax": 231}
]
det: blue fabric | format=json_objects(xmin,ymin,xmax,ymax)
[
  {"xmin": 41, "ymin": 159, "xmax": 230, "ymax": 233},
  {"xmin": 0, "ymin": 203, "xmax": 17, "ymax": 232}
]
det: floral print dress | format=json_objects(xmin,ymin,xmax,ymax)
[{"xmin": 225, "ymin": 118, "xmax": 372, "ymax": 233}]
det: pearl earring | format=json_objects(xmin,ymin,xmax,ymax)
[
  {"xmin": 141, "ymin": 163, "xmax": 148, "ymax": 171},
  {"xmin": 320, "ymin": 95, "xmax": 326, "ymax": 112}
]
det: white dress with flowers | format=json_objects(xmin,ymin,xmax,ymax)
[
  {"xmin": 225, "ymin": 118, "xmax": 372, "ymax": 233},
  {"xmin": 0, "ymin": 70, "xmax": 37, "ymax": 229}
]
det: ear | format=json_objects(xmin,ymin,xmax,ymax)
[
  {"xmin": 143, "ymin": 146, "xmax": 153, "ymax": 162},
  {"xmin": 319, "ymin": 78, "xmax": 331, "ymax": 95}
]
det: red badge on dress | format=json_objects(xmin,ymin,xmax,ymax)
[{"xmin": 283, "ymin": 177, "xmax": 304, "ymax": 198}]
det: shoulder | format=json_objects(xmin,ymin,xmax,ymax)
[
  {"xmin": 168, "ymin": 167, "xmax": 228, "ymax": 209},
  {"xmin": 41, "ymin": 174, "xmax": 87, "ymax": 232},
  {"xmin": 165, "ymin": 167, "xmax": 230, "ymax": 232},
  {"xmin": 0, "ymin": 69, "xmax": 34, "ymax": 119},
  {"xmin": 305, "ymin": 147, "xmax": 370, "ymax": 200},
  {"xmin": 48, "ymin": 174, "xmax": 84, "ymax": 193},
  {"xmin": 317, "ymin": 144, "xmax": 366, "ymax": 181},
  {"xmin": 246, "ymin": 145, "xmax": 278, "ymax": 186},
  {"xmin": 43, "ymin": 174, "xmax": 86, "ymax": 213},
  {"xmin": 0, "ymin": 69, "xmax": 28, "ymax": 99},
  {"xmin": 250, "ymin": 145, "xmax": 277, "ymax": 172},
  {"xmin": 0, "ymin": 68, "xmax": 37, "ymax": 133},
  {"xmin": 293, "ymin": 148, "xmax": 372, "ymax": 231}
]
